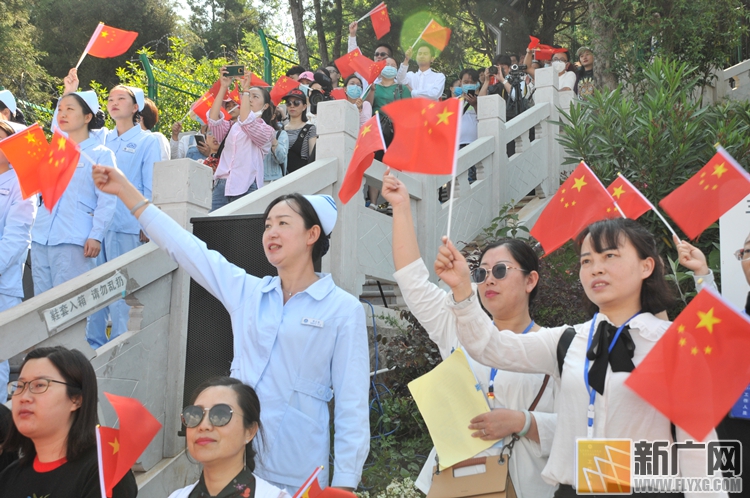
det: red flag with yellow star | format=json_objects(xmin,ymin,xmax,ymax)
[
  {"xmin": 270, "ymin": 76, "xmax": 301, "ymax": 106},
  {"xmin": 293, "ymin": 467, "xmax": 357, "ymax": 497},
  {"xmin": 335, "ymin": 49, "xmax": 365, "ymax": 80},
  {"xmin": 339, "ymin": 114, "xmax": 387, "ymax": 204},
  {"xmin": 349, "ymin": 56, "xmax": 387, "ymax": 88},
  {"xmin": 85, "ymin": 23, "xmax": 138, "ymax": 59},
  {"xmin": 190, "ymin": 90, "xmax": 230, "ymax": 122},
  {"xmin": 0, "ymin": 123, "xmax": 48, "ymax": 198},
  {"xmin": 530, "ymin": 161, "xmax": 619, "ymax": 254},
  {"xmin": 38, "ymin": 130, "xmax": 80, "ymax": 212},
  {"xmin": 659, "ymin": 147, "xmax": 750, "ymax": 239},
  {"xmin": 370, "ymin": 5, "xmax": 391, "ymax": 39},
  {"xmin": 607, "ymin": 173, "xmax": 654, "ymax": 220},
  {"xmin": 625, "ymin": 288, "xmax": 750, "ymax": 440},
  {"xmin": 381, "ymin": 98, "xmax": 460, "ymax": 175},
  {"xmin": 97, "ymin": 393, "xmax": 162, "ymax": 497},
  {"xmin": 420, "ymin": 20, "xmax": 452, "ymax": 52}
]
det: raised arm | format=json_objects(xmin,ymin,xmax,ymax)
[{"xmin": 523, "ymin": 49, "xmax": 536, "ymax": 78}]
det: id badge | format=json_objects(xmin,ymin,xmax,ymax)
[
  {"xmin": 301, "ymin": 317, "xmax": 324, "ymax": 328},
  {"xmin": 729, "ymin": 383, "xmax": 750, "ymax": 419}
]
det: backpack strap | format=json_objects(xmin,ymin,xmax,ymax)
[
  {"xmin": 529, "ymin": 374, "xmax": 550, "ymax": 411},
  {"xmin": 556, "ymin": 327, "xmax": 576, "ymax": 376}
]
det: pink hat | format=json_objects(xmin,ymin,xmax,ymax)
[{"xmin": 299, "ymin": 71, "xmax": 315, "ymax": 82}]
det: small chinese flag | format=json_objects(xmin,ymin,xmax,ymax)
[
  {"xmin": 206, "ymin": 80, "xmax": 241, "ymax": 106},
  {"xmin": 270, "ymin": 76, "xmax": 301, "ymax": 106},
  {"xmin": 534, "ymin": 44, "xmax": 568, "ymax": 61},
  {"xmin": 349, "ymin": 56, "xmax": 387, "ymax": 86},
  {"xmin": 371, "ymin": 5, "xmax": 391, "ymax": 39},
  {"xmin": 331, "ymin": 88, "xmax": 347, "ymax": 101},
  {"xmin": 381, "ymin": 98, "xmax": 460, "ymax": 176},
  {"xmin": 339, "ymin": 114, "xmax": 387, "ymax": 204},
  {"xmin": 97, "ymin": 393, "xmax": 162, "ymax": 497},
  {"xmin": 421, "ymin": 20, "xmax": 452, "ymax": 52},
  {"xmin": 530, "ymin": 162, "xmax": 619, "ymax": 254},
  {"xmin": 38, "ymin": 131, "xmax": 81, "ymax": 212},
  {"xmin": 248, "ymin": 73, "xmax": 271, "ymax": 87},
  {"xmin": 659, "ymin": 147, "xmax": 750, "ymax": 239},
  {"xmin": 528, "ymin": 36, "xmax": 541, "ymax": 49},
  {"xmin": 190, "ymin": 90, "xmax": 230, "ymax": 122},
  {"xmin": 625, "ymin": 288, "xmax": 750, "ymax": 440},
  {"xmin": 84, "ymin": 23, "xmax": 138, "ymax": 59},
  {"xmin": 607, "ymin": 173, "xmax": 654, "ymax": 220},
  {"xmin": 0, "ymin": 123, "xmax": 48, "ymax": 198},
  {"xmin": 335, "ymin": 49, "xmax": 364, "ymax": 80},
  {"xmin": 293, "ymin": 467, "xmax": 356, "ymax": 498}
]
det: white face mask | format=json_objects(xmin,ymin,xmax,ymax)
[{"xmin": 552, "ymin": 60, "xmax": 567, "ymax": 73}]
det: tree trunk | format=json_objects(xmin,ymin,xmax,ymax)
[
  {"xmin": 332, "ymin": 0, "xmax": 343, "ymax": 60},
  {"xmin": 289, "ymin": 0, "xmax": 310, "ymax": 68},
  {"xmin": 312, "ymin": 0, "xmax": 329, "ymax": 66},
  {"xmin": 588, "ymin": 0, "xmax": 618, "ymax": 91}
]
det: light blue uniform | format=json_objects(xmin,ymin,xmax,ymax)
[
  {"xmin": 31, "ymin": 138, "xmax": 117, "ymax": 301},
  {"xmin": 139, "ymin": 206, "xmax": 370, "ymax": 491},
  {"xmin": 86, "ymin": 123, "xmax": 161, "ymax": 345},
  {"xmin": 0, "ymin": 170, "xmax": 37, "ymax": 401}
]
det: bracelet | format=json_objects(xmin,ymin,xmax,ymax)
[
  {"xmin": 516, "ymin": 409, "xmax": 532, "ymax": 438},
  {"xmin": 130, "ymin": 199, "xmax": 150, "ymax": 215}
]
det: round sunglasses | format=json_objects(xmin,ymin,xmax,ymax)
[
  {"xmin": 471, "ymin": 262, "xmax": 528, "ymax": 284},
  {"xmin": 181, "ymin": 403, "xmax": 234, "ymax": 428}
]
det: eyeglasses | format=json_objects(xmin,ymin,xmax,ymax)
[
  {"xmin": 286, "ymin": 100, "xmax": 304, "ymax": 107},
  {"xmin": 8, "ymin": 378, "xmax": 74, "ymax": 397},
  {"xmin": 181, "ymin": 403, "xmax": 234, "ymax": 428},
  {"xmin": 374, "ymin": 52, "xmax": 390, "ymax": 58},
  {"xmin": 470, "ymin": 263, "xmax": 528, "ymax": 284},
  {"xmin": 735, "ymin": 248, "xmax": 750, "ymax": 261}
]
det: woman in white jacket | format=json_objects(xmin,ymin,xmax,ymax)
[
  {"xmin": 168, "ymin": 377, "xmax": 290, "ymax": 498},
  {"xmin": 381, "ymin": 170, "xmax": 557, "ymax": 498}
]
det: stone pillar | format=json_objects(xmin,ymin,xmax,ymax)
[
  {"xmin": 152, "ymin": 158, "xmax": 212, "ymax": 457},
  {"xmin": 532, "ymin": 68, "xmax": 562, "ymax": 197},
  {"xmin": 314, "ymin": 99, "xmax": 366, "ymax": 297},
  {"xmin": 477, "ymin": 94, "xmax": 506, "ymax": 215}
]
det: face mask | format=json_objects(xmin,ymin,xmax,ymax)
[
  {"xmin": 380, "ymin": 66, "xmax": 398, "ymax": 79},
  {"xmin": 299, "ymin": 84, "xmax": 310, "ymax": 96},
  {"xmin": 346, "ymin": 85, "xmax": 363, "ymax": 99},
  {"xmin": 453, "ymin": 87, "xmax": 463, "ymax": 96},
  {"xmin": 552, "ymin": 60, "xmax": 567, "ymax": 72},
  {"xmin": 461, "ymin": 83, "xmax": 477, "ymax": 93}
]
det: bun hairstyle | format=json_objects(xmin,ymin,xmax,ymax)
[
  {"xmin": 111, "ymin": 85, "xmax": 142, "ymax": 125},
  {"xmin": 263, "ymin": 193, "xmax": 331, "ymax": 260},
  {"xmin": 64, "ymin": 93, "xmax": 105, "ymax": 130},
  {"xmin": 140, "ymin": 98, "xmax": 159, "ymax": 131},
  {"xmin": 0, "ymin": 102, "xmax": 25, "ymax": 125}
]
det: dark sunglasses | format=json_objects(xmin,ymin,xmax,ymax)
[
  {"xmin": 374, "ymin": 51, "xmax": 390, "ymax": 58},
  {"xmin": 471, "ymin": 263, "xmax": 528, "ymax": 284},
  {"xmin": 286, "ymin": 99, "xmax": 304, "ymax": 107},
  {"xmin": 181, "ymin": 403, "xmax": 233, "ymax": 428}
]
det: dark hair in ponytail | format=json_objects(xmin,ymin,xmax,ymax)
[
  {"xmin": 0, "ymin": 102, "xmax": 26, "ymax": 125},
  {"xmin": 252, "ymin": 87, "xmax": 275, "ymax": 127},
  {"xmin": 189, "ymin": 377, "xmax": 263, "ymax": 471}
]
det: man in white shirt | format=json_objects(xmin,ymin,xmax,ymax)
[{"xmin": 397, "ymin": 44, "xmax": 446, "ymax": 101}]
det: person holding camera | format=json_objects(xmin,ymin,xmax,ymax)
[
  {"xmin": 397, "ymin": 44, "xmax": 446, "ymax": 101},
  {"xmin": 208, "ymin": 67, "xmax": 275, "ymax": 211}
]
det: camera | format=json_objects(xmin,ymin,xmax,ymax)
[
  {"xmin": 488, "ymin": 66, "xmax": 499, "ymax": 76},
  {"xmin": 506, "ymin": 64, "xmax": 527, "ymax": 85},
  {"xmin": 308, "ymin": 89, "xmax": 334, "ymax": 115}
]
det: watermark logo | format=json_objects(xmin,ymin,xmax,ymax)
[{"xmin": 576, "ymin": 439, "xmax": 743, "ymax": 494}]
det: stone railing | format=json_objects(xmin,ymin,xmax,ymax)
[
  {"xmin": 703, "ymin": 58, "xmax": 750, "ymax": 105},
  {"xmin": 0, "ymin": 67, "xmax": 570, "ymax": 496}
]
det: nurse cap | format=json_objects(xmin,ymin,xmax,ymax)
[
  {"xmin": 0, "ymin": 90, "xmax": 17, "ymax": 115},
  {"xmin": 73, "ymin": 91, "xmax": 100, "ymax": 116},
  {"xmin": 303, "ymin": 195, "xmax": 337, "ymax": 236},
  {"xmin": 123, "ymin": 86, "xmax": 145, "ymax": 112}
]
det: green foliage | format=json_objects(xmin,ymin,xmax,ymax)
[
  {"xmin": 530, "ymin": 241, "xmax": 590, "ymax": 327},
  {"xmin": 555, "ymin": 57, "xmax": 750, "ymax": 304},
  {"xmin": 356, "ymin": 477, "xmax": 422, "ymax": 498},
  {"xmin": 185, "ymin": 0, "xmax": 264, "ymax": 59},
  {"xmin": 29, "ymin": 0, "xmax": 177, "ymax": 87},
  {"xmin": 480, "ymin": 201, "xmax": 531, "ymax": 241}
]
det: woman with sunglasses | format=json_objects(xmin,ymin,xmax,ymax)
[
  {"xmin": 169, "ymin": 377, "xmax": 290, "ymax": 498},
  {"xmin": 282, "ymin": 88, "xmax": 316, "ymax": 174},
  {"xmin": 0, "ymin": 346, "xmax": 137, "ymax": 497},
  {"xmin": 381, "ymin": 170, "xmax": 557, "ymax": 498},
  {"xmin": 441, "ymin": 218, "xmax": 727, "ymax": 498},
  {"xmin": 91, "ymin": 165, "xmax": 369, "ymax": 494}
]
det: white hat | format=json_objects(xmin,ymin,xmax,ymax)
[
  {"xmin": 304, "ymin": 194, "xmax": 337, "ymax": 235},
  {"xmin": 124, "ymin": 86, "xmax": 145, "ymax": 111},
  {"xmin": 0, "ymin": 90, "xmax": 17, "ymax": 115},
  {"xmin": 73, "ymin": 91, "xmax": 100, "ymax": 115}
]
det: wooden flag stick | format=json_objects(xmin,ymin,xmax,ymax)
[
  {"xmin": 444, "ymin": 102, "xmax": 464, "ymax": 242},
  {"xmin": 411, "ymin": 20, "xmax": 433, "ymax": 50},
  {"xmin": 76, "ymin": 23, "xmax": 105, "ymax": 69}
]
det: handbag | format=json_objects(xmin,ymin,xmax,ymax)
[{"xmin": 427, "ymin": 374, "xmax": 550, "ymax": 498}]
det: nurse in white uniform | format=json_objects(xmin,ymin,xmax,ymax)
[
  {"xmin": 0, "ymin": 121, "xmax": 37, "ymax": 403},
  {"xmin": 32, "ymin": 91, "xmax": 117, "ymax": 304},
  {"xmin": 0, "ymin": 90, "xmax": 27, "ymax": 131},
  {"xmin": 92, "ymin": 165, "xmax": 370, "ymax": 493},
  {"xmin": 58, "ymin": 68, "xmax": 161, "ymax": 347}
]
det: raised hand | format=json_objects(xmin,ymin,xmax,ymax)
[
  {"xmin": 63, "ymin": 68, "xmax": 79, "ymax": 94},
  {"xmin": 381, "ymin": 168, "xmax": 409, "ymax": 208},
  {"xmin": 92, "ymin": 165, "xmax": 128, "ymax": 196},
  {"xmin": 349, "ymin": 21, "xmax": 358, "ymax": 37},
  {"xmin": 434, "ymin": 236, "xmax": 473, "ymax": 300},
  {"xmin": 673, "ymin": 234, "xmax": 709, "ymax": 276}
]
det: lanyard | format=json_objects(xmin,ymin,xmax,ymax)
[
  {"xmin": 583, "ymin": 311, "xmax": 640, "ymax": 437},
  {"xmin": 488, "ymin": 320, "xmax": 534, "ymax": 400}
]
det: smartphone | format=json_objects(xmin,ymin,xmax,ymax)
[
  {"xmin": 224, "ymin": 65, "xmax": 245, "ymax": 77},
  {"xmin": 467, "ymin": 89, "xmax": 476, "ymax": 97},
  {"xmin": 194, "ymin": 134, "xmax": 206, "ymax": 146}
]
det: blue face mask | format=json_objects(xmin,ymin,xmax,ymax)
[
  {"xmin": 461, "ymin": 83, "xmax": 478, "ymax": 92},
  {"xmin": 299, "ymin": 84, "xmax": 310, "ymax": 95},
  {"xmin": 346, "ymin": 85, "xmax": 363, "ymax": 99},
  {"xmin": 380, "ymin": 66, "xmax": 398, "ymax": 79},
  {"xmin": 453, "ymin": 86, "xmax": 463, "ymax": 96}
]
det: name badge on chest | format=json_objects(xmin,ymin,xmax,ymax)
[
  {"xmin": 123, "ymin": 142, "xmax": 138, "ymax": 154},
  {"xmin": 301, "ymin": 317, "xmax": 324, "ymax": 328},
  {"xmin": 0, "ymin": 189, "xmax": 9, "ymax": 196}
]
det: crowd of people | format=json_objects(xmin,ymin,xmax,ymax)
[{"xmin": 0, "ymin": 27, "xmax": 747, "ymax": 498}]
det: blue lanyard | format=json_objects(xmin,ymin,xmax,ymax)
[
  {"xmin": 488, "ymin": 320, "xmax": 534, "ymax": 399},
  {"xmin": 583, "ymin": 311, "xmax": 640, "ymax": 437}
]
